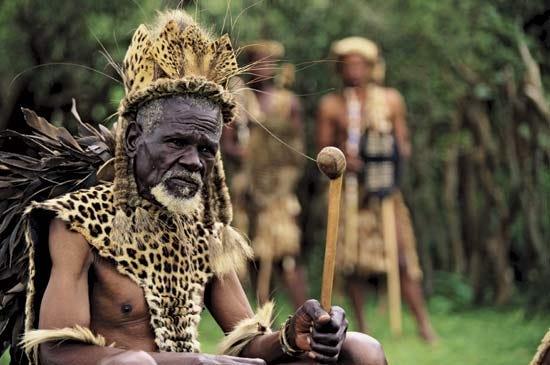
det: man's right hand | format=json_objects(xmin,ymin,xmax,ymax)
[{"xmin": 99, "ymin": 351, "xmax": 266, "ymax": 365}]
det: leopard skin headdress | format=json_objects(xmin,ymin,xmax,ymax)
[{"xmin": 113, "ymin": 10, "xmax": 250, "ymax": 273}]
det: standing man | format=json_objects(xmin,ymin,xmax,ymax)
[
  {"xmin": 221, "ymin": 76, "xmax": 262, "ymax": 238},
  {"xmin": 1, "ymin": 11, "xmax": 386, "ymax": 365},
  {"xmin": 243, "ymin": 41, "xmax": 309, "ymax": 309},
  {"xmin": 316, "ymin": 36, "xmax": 437, "ymax": 342}
]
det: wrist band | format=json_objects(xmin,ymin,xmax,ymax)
[{"xmin": 279, "ymin": 316, "xmax": 305, "ymax": 357}]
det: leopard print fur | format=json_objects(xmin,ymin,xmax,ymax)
[{"xmin": 25, "ymin": 183, "xmax": 218, "ymax": 353}]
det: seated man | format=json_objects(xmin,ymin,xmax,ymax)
[{"xmin": 19, "ymin": 10, "xmax": 385, "ymax": 365}]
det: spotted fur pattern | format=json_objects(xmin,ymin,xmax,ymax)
[
  {"xmin": 123, "ymin": 24, "xmax": 154, "ymax": 94},
  {"xmin": 124, "ymin": 17, "xmax": 239, "ymax": 98},
  {"xmin": 24, "ymin": 183, "xmax": 217, "ymax": 353},
  {"xmin": 150, "ymin": 20, "xmax": 185, "ymax": 79}
]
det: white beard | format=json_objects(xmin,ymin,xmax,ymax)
[{"xmin": 151, "ymin": 180, "xmax": 202, "ymax": 216}]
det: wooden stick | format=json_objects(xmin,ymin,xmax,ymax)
[
  {"xmin": 317, "ymin": 147, "xmax": 346, "ymax": 311},
  {"xmin": 381, "ymin": 196, "xmax": 402, "ymax": 337}
]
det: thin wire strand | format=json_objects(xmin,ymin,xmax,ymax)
[
  {"xmin": 235, "ymin": 90, "xmax": 317, "ymax": 163},
  {"xmin": 9, "ymin": 63, "xmax": 122, "ymax": 92}
]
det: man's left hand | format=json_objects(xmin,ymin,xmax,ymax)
[{"xmin": 287, "ymin": 299, "xmax": 348, "ymax": 364}]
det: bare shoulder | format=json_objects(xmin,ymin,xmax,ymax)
[
  {"xmin": 319, "ymin": 92, "xmax": 342, "ymax": 110},
  {"xmin": 318, "ymin": 92, "xmax": 345, "ymax": 122},
  {"xmin": 48, "ymin": 218, "xmax": 93, "ymax": 274},
  {"xmin": 384, "ymin": 87, "xmax": 406, "ymax": 109}
]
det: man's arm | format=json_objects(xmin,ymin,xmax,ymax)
[
  {"xmin": 205, "ymin": 270, "xmax": 285, "ymax": 364},
  {"xmin": 289, "ymin": 94, "xmax": 305, "ymax": 166},
  {"xmin": 205, "ymin": 270, "xmax": 348, "ymax": 364},
  {"xmin": 39, "ymin": 219, "xmax": 264, "ymax": 365},
  {"xmin": 290, "ymin": 94, "xmax": 304, "ymax": 140},
  {"xmin": 38, "ymin": 218, "xmax": 133, "ymax": 364},
  {"xmin": 386, "ymin": 88, "xmax": 411, "ymax": 159},
  {"xmin": 39, "ymin": 219, "xmax": 93, "ymax": 330},
  {"xmin": 316, "ymin": 95, "xmax": 337, "ymax": 152}
]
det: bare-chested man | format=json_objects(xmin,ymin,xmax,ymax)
[
  {"xmin": 317, "ymin": 36, "xmax": 437, "ymax": 342},
  {"xmin": 17, "ymin": 11, "xmax": 386, "ymax": 365}
]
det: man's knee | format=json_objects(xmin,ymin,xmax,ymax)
[{"xmin": 341, "ymin": 331, "xmax": 387, "ymax": 365}]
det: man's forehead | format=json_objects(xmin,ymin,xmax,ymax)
[
  {"xmin": 340, "ymin": 53, "xmax": 374, "ymax": 65},
  {"xmin": 137, "ymin": 96, "xmax": 222, "ymax": 137}
]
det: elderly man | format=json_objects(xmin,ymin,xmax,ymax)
[
  {"xmin": 317, "ymin": 36, "xmax": 436, "ymax": 342},
  {"xmin": 13, "ymin": 11, "xmax": 386, "ymax": 365}
]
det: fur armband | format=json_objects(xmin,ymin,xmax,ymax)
[
  {"xmin": 217, "ymin": 302, "xmax": 274, "ymax": 356},
  {"xmin": 210, "ymin": 225, "xmax": 254, "ymax": 277},
  {"xmin": 20, "ymin": 325, "xmax": 110, "ymax": 365},
  {"xmin": 530, "ymin": 329, "xmax": 550, "ymax": 365}
]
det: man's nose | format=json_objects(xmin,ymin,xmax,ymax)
[{"xmin": 177, "ymin": 147, "xmax": 202, "ymax": 172}]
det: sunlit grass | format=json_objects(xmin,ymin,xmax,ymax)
[{"xmin": 198, "ymin": 290, "xmax": 548, "ymax": 365}]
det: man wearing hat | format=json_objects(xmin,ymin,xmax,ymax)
[
  {"xmin": 316, "ymin": 36, "xmax": 437, "ymax": 342},
  {"xmin": 2, "ymin": 11, "xmax": 387, "ymax": 365}
]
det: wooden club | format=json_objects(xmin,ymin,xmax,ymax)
[{"xmin": 317, "ymin": 146, "xmax": 346, "ymax": 311}]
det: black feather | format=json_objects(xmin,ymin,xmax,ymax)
[{"xmin": 0, "ymin": 108, "xmax": 115, "ymax": 364}]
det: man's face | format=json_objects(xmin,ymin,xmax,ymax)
[
  {"xmin": 125, "ymin": 96, "xmax": 222, "ymax": 211},
  {"xmin": 339, "ymin": 53, "xmax": 373, "ymax": 87}
]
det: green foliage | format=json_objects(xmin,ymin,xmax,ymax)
[
  {"xmin": 0, "ymin": 350, "xmax": 8, "ymax": 365},
  {"xmin": 430, "ymin": 272, "xmax": 475, "ymax": 313}
]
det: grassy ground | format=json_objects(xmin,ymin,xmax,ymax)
[
  {"xmin": 197, "ymin": 294, "xmax": 548, "ymax": 365},
  {"xmin": 2, "ymin": 296, "xmax": 547, "ymax": 365}
]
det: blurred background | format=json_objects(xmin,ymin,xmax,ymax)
[{"xmin": 0, "ymin": 0, "xmax": 548, "ymax": 364}]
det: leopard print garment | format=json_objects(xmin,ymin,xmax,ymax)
[{"xmin": 24, "ymin": 183, "xmax": 220, "ymax": 353}]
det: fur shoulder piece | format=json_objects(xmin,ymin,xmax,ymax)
[
  {"xmin": 24, "ymin": 183, "xmax": 252, "ymax": 354},
  {"xmin": 209, "ymin": 224, "xmax": 253, "ymax": 277},
  {"xmin": 25, "ymin": 183, "xmax": 115, "ymax": 253}
]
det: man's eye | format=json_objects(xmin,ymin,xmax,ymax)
[
  {"xmin": 167, "ymin": 139, "xmax": 185, "ymax": 147},
  {"xmin": 199, "ymin": 146, "xmax": 215, "ymax": 155}
]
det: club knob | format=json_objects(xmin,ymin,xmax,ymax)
[{"xmin": 317, "ymin": 146, "xmax": 346, "ymax": 180}]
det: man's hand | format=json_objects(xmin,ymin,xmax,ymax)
[
  {"xmin": 98, "ymin": 351, "xmax": 266, "ymax": 365},
  {"xmin": 287, "ymin": 299, "xmax": 348, "ymax": 364}
]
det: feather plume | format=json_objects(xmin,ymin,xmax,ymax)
[
  {"xmin": 0, "ymin": 108, "xmax": 115, "ymax": 364},
  {"xmin": 217, "ymin": 302, "xmax": 274, "ymax": 356},
  {"xmin": 20, "ymin": 325, "xmax": 110, "ymax": 365}
]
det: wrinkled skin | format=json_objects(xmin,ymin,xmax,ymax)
[{"xmin": 125, "ymin": 96, "xmax": 222, "ymax": 202}]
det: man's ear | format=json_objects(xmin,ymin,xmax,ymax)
[{"xmin": 124, "ymin": 121, "xmax": 143, "ymax": 158}]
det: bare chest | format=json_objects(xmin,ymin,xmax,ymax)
[{"xmin": 89, "ymin": 255, "xmax": 155, "ymax": 350}]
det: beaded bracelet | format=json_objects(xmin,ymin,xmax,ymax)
[{"xmin": 279, "ymin": 316, "xmax": 305, "ymax": 357}]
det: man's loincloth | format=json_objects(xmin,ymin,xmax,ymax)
[{"xmin": 337, "ymin": 190, "xmax": 422, "ymax": 280}]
